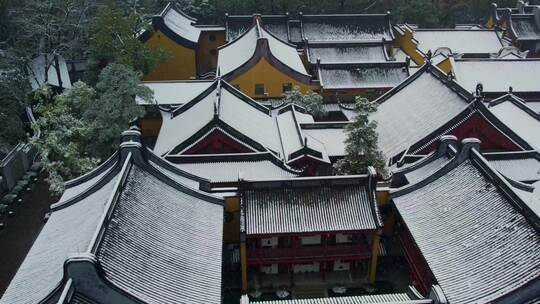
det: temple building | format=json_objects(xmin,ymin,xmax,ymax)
[
  {"xmin": 389, "ymin": 136, "xmax": 540, "ymax": 303},
  {"xmin": 153, "ymin": 78, "xmax": 332, "ymax": 175},
  {"xmin": 141, "ymin": 3, "xmax": 225, "ymax": 80},
  {"xmin": 239, "ymin": 172, "xmax": 384, "ymax": 297},
  {"xmin": 217, "ymin": 16, "xmax": 315, "ymax": 99},
  {"xmin": 393, "ymin": 24, "xmax": 510, "ymax": 67},
  {"xmin": 0, "ymin": 128, "xmax": 224, "ymax": 304}
]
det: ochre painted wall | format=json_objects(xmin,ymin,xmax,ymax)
[
  {"xmin": 224, "ymin": 196, "xmax": 241, "ymax": 243},
  {"xmin": 143, "ymin": 30, "xmax": 197, "ymax": 80},
  {"xmin": 393, "ymin": 26, "xmax": 425, "ymax": 65},
  {"xmin": 230, "ymin": 57, "xmax": 319, "ymax": 99},
  {"xmin": 436, "ymin": 57, "xmax": 453, "ymax": 74},
  {"xmin": 197, "ymin": 31, "xmax": 226, "ymax": 75}
]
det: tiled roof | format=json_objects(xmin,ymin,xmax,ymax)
[
  {"xmin": 240, "ymin": 293, "xmax": 432, "ymax": 304},
  {"xmin": 301, "ymin": 14, "xmax": 393, "ymax": 42},
  {"xmin": 166, "ymin": 152, "xmax": 300, "ymax": 183},
  {"xmin": 307, "ymin": 43, "xmax": 388, "ymax": 64},
  {"xmin": 485, "ymin": 151, "xmax": 540, "ymax": 182},
  {"xmin": 242, "ymin": 175, "xmax": 381, "ymax": 235},
  {"xmin": 372, "ymin": 65, "xmax": 471, "ymax": 162},
  {"xmin": 138, "ymin": 80, "xmax": 214, "ymax": 105},
  {"xmin": 391, "ymin": 141, "xmax": 540, "ymax": 304},
  {"xmin": 301, "ymin": 123, "xmax": 349, "ymax": 157},
  {"xmin": 318, "ymin": 63, "xmax": 409, "ymax": 90},
  {"xmin": 0, "ymin": 129, "xmax": 224, "ymax": 304},
  {"xmin": 512, "ymin": 15, "xmax": 540, "ymax": 40},
  {"xmin": 96, "ymin": 165, "xmax": 223, "ymax": 304},
  {"xmin": 487, "ymin": 94, "xmax": 540, "ymax": 150},
  {"xmin": 453, "ymin": 58, "xmax": 540, "ymax": 93},
  {"xmin": 159, "ymin": 3, "xmax": 201, "ymax": 44},
  {"xmin": 226, "ymin": 15, "xmax": 289, "ymax": 42},
  {"xmin": 154, "ymin": 80, "xmax": 330, "ymax": 164},
  {"xmin": 413, "ymin": 29, "xmax": 503, "ymax": 55}
]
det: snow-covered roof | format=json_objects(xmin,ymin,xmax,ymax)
[
  {"xmin": 154, "ymin": 80, "xmax": 329, "ymax": 164},
  {"xmin": 158, "ymin": 3, "xmax": 201, "ymax": 44},
  {"xmin": 372, "ymin": 65, "xmax": 471, "ymax": 162},
  {"xmin": 242, "ymin": 174, "xmax": 381, "ymax": 235},
  {"xmin": 0, "ymin": 129, "xmax": 223, "ymax": 304},
  {"xmin": 226, "ymin": 15, "xmax": 289, "ymax": 42},
  {"xmin": 391, "ymin": 140, "xmax": 540, "ymax": 304},
  {"xmin": 138, "ymin": 80, "xmax": 214, "ymax": 105},
  {"xmin": 218, "ymin": 18, "xmax": 308, "ymax": 78},
  {"xmin": 28, "ymin": 54, "xmax": 72, "ymax": 90},
  {"xmin": 318, "ymin": 63, "xmax": 409, "ymax": 90},
  {"xmin": 487, "ymin": 94, "xmax": 540, "ymax": 151},
  {"xmin": 453, "ymin": 58, "xmax": 540, "ymax": 93},
  {"xmin": 413, "ymin": 29, "xmax": 503, "ymax": 55},
  {"xmin": 307, "ymin": 43, "xmax": 388, "ymax": 64},
  {"xmin": 166, "ymin": 152, "xmax": 300, "ymax": 183},
  {"xmin": 301, "ymin": 124, "xmax": 348, "ymax": 157},
  {"xmin": 512, "ymin": 14, "xmax": 540, "ymax": 41},
  {"xmin": 301, "ymin": 14, "xmax": 393, "ymax": 42}
]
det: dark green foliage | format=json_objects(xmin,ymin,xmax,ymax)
[
  {"xmin": 334, "ymin": 97, "xmax": 386, "ymax": 175},
  {"xmin": 32, "ymin": 64, "xmax": 150, "ymax": 193},
  {"xmin": 87, "ymin": 7, "xmax": 169, "ymax": 83},
  {"xmin": 0, "ymin": 54, "xmax": 31, "ymax": 152}
]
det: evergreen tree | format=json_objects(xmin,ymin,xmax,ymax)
[
  {"xmin": 33, "ymin": 64, "xmax": 151, "ymax": 193},
  {"xmin": 282, "ymin": 86, "xmax": 326, "ymax": 117},
  {"xmin": 334, "ymin": 97, "xmax": 386, "ymax": 175},
  {"xmin": 32, "ymin": 84, "xmax": 100, "ymax": 194},
  {"xmin": 87, "ymin": 7, "xmax": 168, "ymax": 82},
  {"xmin": 84, "ymin": 63, "xmax": 150, "ymax": 158}
]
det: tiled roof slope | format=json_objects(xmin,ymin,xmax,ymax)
[
  {"xmin": 166, "ymin": 152, "xmax": 301, "ymax": 184},
  {"xmin": 241, "ymin": 173, "xmax": 382, "ymax": 235},
  {"xmin": 300, "ymin": 14, "xmax": 393, "ymax": 42},
  {"xmin": 452, "ymin": 58, "xmax": 540, "ymax": 94},
  {"xmin": 0, "ymin": 128, "xmax": 223, "ymax": 304},
  {"xmin": 391, "ymin": 139, "xmax": 540, "ymax": 304},
  {"xmin": 412, "ymin": 29, "xmax": 503, "ymax": 55},
  {"xmin": 485, "ymin": 150, "xmax": 540, "ymax": 183},
  {"xmin": 240, "ymin": 292, "xmax": 433, "ymax": 304},
  {"xmin": 225, "ymin": 13, "xmax": 393, "ymax": 43},
  {"xmin": 226, "ymin": 14, "xmax": 289, "ymax": 42},
  {"xmin": 318, "ymin": 62, "xmax": 409, "ymax": 90},
  {"xmin": 372, "ymin": 64, "xmax": 472, "ymax": 163},
  {"xmin": 307, "ymin": 43, "xmax": 388, "ymax": 64},
  {"xmin": 487, "ymin": 93, "xmax": 540, "ymax": 150}
]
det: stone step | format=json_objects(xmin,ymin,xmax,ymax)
[{"xmin": 293, "ymin": 287, "xmax": 327, "ymax": 299}]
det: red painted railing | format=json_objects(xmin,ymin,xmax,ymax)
[{"xmin": 247, "ymin": 244, "xmax": 371, "ymax": 265}]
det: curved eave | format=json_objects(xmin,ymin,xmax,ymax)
[
  {"xmin": 141, "ymin": 15, "xmax": 198, "ymax": 49},
  {"xmin": 222, "ymin": 37, "xmax": 312, "ymax": 84}
]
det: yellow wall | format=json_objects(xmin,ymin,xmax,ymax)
[
  {"xmin": 141, "ymin": 117, "xmax": 162, "ymax": 137},
  {"xmin": 197, "ymin": 31, "xmax": 226, "ymax": 75},
  {"xmin": 224, "ymin": 196, "xmax": 241, "ymax": 243},
  {"xmin": 143, "ymin": 30, "xmax": 197, "ymax": 80},
  {"xmin": 393, "ymin": 26, "xmax": 425, "ymax": 65},
  {"xmin": 436, "ymin": 57, "xmax": 453, "ymax": 74},
  {"xmin": 230, "ymin": 57, "xmax": 319, "ymax": 98}
]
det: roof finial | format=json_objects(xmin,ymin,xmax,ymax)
[
  {"xmin": 475, "ymin": 83, "xmax": 483, "ymax": 98},
  {"xmin": 304, "ymin": 137, "xmax": 308, "ymax": 148},
  {"xmin": 425, "ymin": 50, "xmax": 432, "ymax": 66},
  {"xmin": 508, "ymin": 86, "xmax": 513, "ymax": 94}
]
